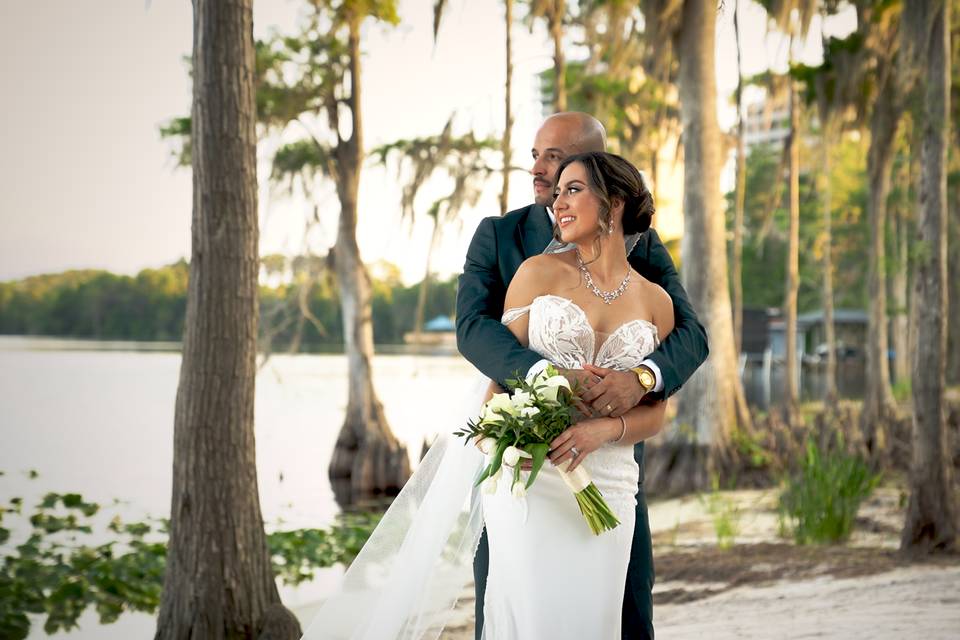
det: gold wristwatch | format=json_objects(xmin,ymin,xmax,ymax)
[{"xmin": 632, "ymin": 365, "xmax": 656, "ymax": 396}]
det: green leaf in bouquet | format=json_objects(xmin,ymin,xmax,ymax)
[
  {"xmin": 475, "ymin": 438, "xmax": 511, "ymax": 487},
  {"xmin": 524, "ymin": 443, "xmax": 551, "ymax": 489}
]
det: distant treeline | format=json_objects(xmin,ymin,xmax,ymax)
[{"xmin": 0, "ymin": 259, "xmax": 459, "ymax": 348}]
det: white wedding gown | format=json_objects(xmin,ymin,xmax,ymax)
[
  {"xmin": 481, "ymin": 294, "xmax": 659, "ymax": 640},
  {"xmin": 299, "ymin": 292, "xmax": 659, "ymax": 640}
]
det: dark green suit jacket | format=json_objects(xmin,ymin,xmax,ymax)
[{"xmin": 456, "ymin": 204, "xmax": 708, "ymax": 639}]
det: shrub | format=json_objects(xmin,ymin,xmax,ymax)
[{"xmin": 777, "ymin": 438, "xmax": 880, "ymax": 544}]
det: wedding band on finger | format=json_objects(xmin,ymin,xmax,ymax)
[
  {"xmin": 605, "ymin": 404, "xmax": 613, "ymax": 413},
  {"xmin": 569, "ymin": 446, "xmax": 580, "ymax": 458}
]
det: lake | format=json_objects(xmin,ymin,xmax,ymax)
[
  {"xmin": 0, "ymin": 336, "xmax": 855, "ymax": 638},
  {"xmin": 0, "ymin": 336, "xmax": 480, "ymax": 639}
]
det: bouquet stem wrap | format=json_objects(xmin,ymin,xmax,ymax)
[{"xmin": 557, "ymin": 460, "xmax": 620, "ymax": 535}]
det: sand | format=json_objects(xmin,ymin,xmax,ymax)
[{"xmin": 436, "ymin": 485, "xmax": 960, "ymax": 639}]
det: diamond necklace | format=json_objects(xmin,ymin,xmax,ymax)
[{"xmin": 576, "ymin": 249, "xmax": 631, "ymax": 305}]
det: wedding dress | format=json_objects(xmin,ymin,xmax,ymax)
[
  {"xmin": 481, "ymin": 294, "xmax": 658, "ymax": 639},
  {"xmin": 301, "ymin": 240, "xmax": 658, "ymax": 640}
]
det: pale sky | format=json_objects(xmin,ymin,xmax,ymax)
[{"xmin": 0, "ymin": 1, "xmax": 854, "ymax": 285}]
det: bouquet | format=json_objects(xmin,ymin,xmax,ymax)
[{"xmin": 455, "ymin": 365, "xmax": 620, "ymax": 535}]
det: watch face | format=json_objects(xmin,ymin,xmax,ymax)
[{"xmin": 639, "ymin": 370, "xmax": 654, "ymax": 389}]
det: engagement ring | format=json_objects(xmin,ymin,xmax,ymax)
[{"xmin": 570, "ymin": 446, "xmax": 580, "ymax": 458}]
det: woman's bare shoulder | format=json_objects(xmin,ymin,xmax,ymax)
[{"xmin": 515, "ymin": 252, "xmax": 578, "ymax": 282}]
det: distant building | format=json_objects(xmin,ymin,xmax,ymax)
[
  {"xmin": 403, "ymin": 315, "xmax": 456, "ymax": 348},
  {"xmin": 766, "ymin": 308, "xmax": 867, "ymax": 362},
  {"xmin": 743, "ymin": 96, "xmax": 790, "ymax": 149}
]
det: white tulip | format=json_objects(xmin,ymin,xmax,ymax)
[
  {"xmin": 503, "ymin": 446, "xmax": 520, "ymax": 466},
  {"xmin": 476, "ymin": 437, "xmax": 497, "ymax": 455},
  {"xmin": 482, "ymin": 477, "xmax": 499, "ymax": 494},
  {"xmin": 511, "ymin": 482, "xmax": 527, "ymax": 498}
]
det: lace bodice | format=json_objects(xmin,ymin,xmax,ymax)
[{"xmin": 502, "ymin": 294, "xmax": 659, "ymax": 371}]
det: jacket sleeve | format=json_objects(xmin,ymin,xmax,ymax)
[
  {"xmin": 456, "ymin": 217, "xmax": 544, "ymax": 386},
  {"xmin": 633, "ymin": 228, "xmax": 709, "ymax": 398}
]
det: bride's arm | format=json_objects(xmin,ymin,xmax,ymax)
[
  {"xmin": 550, "ymin": 288, "xmax": 675, "ymax": 469},
  {"xmin": 548, "ymin": 402, "xmax": 668, "ymax": 469}
]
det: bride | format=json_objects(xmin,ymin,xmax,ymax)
[{"xmin": 301, "ymin": 151, "xmax": 673, "ymax": 639}]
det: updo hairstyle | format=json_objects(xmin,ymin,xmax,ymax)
[{"xmin": 552, "ymin": 151, "xmax": 654, "ymax": 235}]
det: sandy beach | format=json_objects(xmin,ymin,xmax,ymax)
[{"xmin": 437, "ymin": 485, "xmax": 960, "ymax": 639}]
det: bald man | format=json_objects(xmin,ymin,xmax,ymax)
[{"xmin": 456, "ymin": 113, "xmax": 708, "ymax": 639}]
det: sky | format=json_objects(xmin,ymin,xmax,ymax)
[{"xmin": 0, "ymin": 1, "xmax": 854, "ymax": 285}]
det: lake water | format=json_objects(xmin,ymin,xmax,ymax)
[
  {"xmin": 0, "ymin": 336, "xmax": 480, "ymax": 638},
  {"xmin": 0, "ymin": 336, "xmax": 860, "ymax": 638}
]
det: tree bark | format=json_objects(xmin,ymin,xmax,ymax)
[
  {"xmin": 500, "ymin": 0, "xmax": 514, "ymax": 215},
  {"xmin": 949, "ymin": 178, "xmax": 960, "ymax": 385},
  {"xmin": 820, "ymin": 127, "xmax": 838, "ymax": 407},
  {"xmin": 784, "ymin": 75, "xmax": 801, "ymax": 417},
  {"xmin": 156, "ymin": 1, "xmax": 298, "ymax": 637},
  {"xmin": 328, "ymin": 16, "xmax": 411, "ymax": 506},
  {"xmin": 901, "ymin": 0, "xmax": 957, "ymax": 554},
  {"xmin": 732, "ymin": 0, "xmax": 746, "ymax": 356},
  {"xmin": 672, "ymin": 0, "xmax": 751, "ymax": 489},
  {"xmin": 892, "ymin": 200, "xmax": 910, "ymax": 385},
  {"xmin": 552, "ymin": 0, "xmax": 566, "ymax": 112},
  {"xmin": 412, "ymin": 218, "xmax": 442, "ymax": 343},
  {"xmin": 862, "ymin": 69, "xmax": 902, "ymax": 453}
]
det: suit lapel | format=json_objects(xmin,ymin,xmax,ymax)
[{"xmin": 518, "ymin": 205, "xmax": 554, "ymax": 258}]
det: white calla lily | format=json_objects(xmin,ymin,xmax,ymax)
[
  {"xmin": 511, "ymin": 390, "xmax": 533, "ymax": 410},
  {"xmin": 481, "ymin": 393, "xmax": 517, "ymax": 424}
]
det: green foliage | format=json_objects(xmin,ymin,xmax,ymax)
[
  {"xmin": 731, "ymin": 428, "xmax": 772, "ymax": 469},
  {"xmin": 0, "ymin": 492, "xmax": 167, "ymax": 639},
  {"xmin": 0, "ymin": 488, "xmax": 382, "ymax": 639},
  {"xmin": 0, "ymin": 262, "xmax": 189, "ymax": 341},
  {"xmin": 777, "ymin": 438, "xmax": 881, "ymax": 545},
  {"xmin": 726, "ymin": 132, "xmax": 871, "ymax": 313},
  {"xmin": 268, "ymin": 511, "xmax": 382, "ymax": 586},
  {"xmin": 0, "ymin": 262, "xmax": 458, "ymax": 348},
  {"xmin": 698, "ymin": 477, "xmax": 742, "ymax": 550},
  {"xmin": 891, "ymin": 378, "xmax": 911, "ymax": 403}
]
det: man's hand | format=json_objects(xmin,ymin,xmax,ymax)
[
  {"xmin": 555, "ymin": 367, "xmax": 601, "ymax": 417},
  {"xmin": 580, "ymin": 364, "xmax": 645, "ymax": 418}
]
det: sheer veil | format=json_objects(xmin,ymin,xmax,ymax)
[
  {"xmin": 299, "ymin": 227, "xmax": 644, "ymax": 640},
  {"xmin": 300, "ymin": 376, "xmax": 489, "ymax": 640}
]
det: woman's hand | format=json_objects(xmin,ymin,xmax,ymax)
[{"xmin": 548, "ymin": 417, "xmax": 620, "ymax": 472}]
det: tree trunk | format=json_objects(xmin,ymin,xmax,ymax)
[
  {"xmin": 784, "ymin": 75, "xmax": 801, "ymax": 417},
  {"xmin": 328, "ymin": 17, "xmax": 411, "ymax": 507},
  {"xmin": 732, "ymin": 0, "xmax": 746, "ymax": 356},
  {"xmin": 820, "ymin": 128, "xmax": 838, "ymax": 407},
  {"xmin": 901, "ymin": 0, "xmax": 957, "ymax": 554},
  {"xmin": 862, "ymin": 71, "xmax": 902, "ymax": 454},
  {"xmin": 892, "ymin": 202, "xmax": 910, "ymax": 385},
  {"xmin": 948, "ymin": 179, "xmax": 960, "ymax": 385},
  {"xmin": 413, "ymin": 219, "xmax": 442, "ymax": 343},
  {"xmin": 667, "ymin": 0, "xmax": 751, "ymax": 492},
  {"xmin": 500, "ymin": 0, "xmax": 514, "ymax": 215},
  {"xmin": 551, "ymin": 0, "xmax": 566, "ymax": 112},
  {"xmin": 156, "ymin": 1, "xmax": 299, "ymax": 637}
]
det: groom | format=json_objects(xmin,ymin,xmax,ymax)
[{"xmin": 456, "ymin": 112, "xmax": 708, "ymax": 639}]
